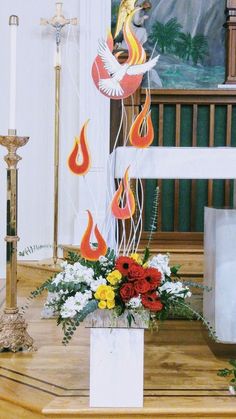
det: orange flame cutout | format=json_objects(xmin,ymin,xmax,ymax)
[
  {"xmin": 68, "ymin": 120, "xmax": 91, "ymax": 176},
  {"xmin": 124, "ymin": 9, "xmax": 146, "ymax": 66},
  {"xmin": 80, "ymin": 211, "xmax": 108, "ymax": 261},
  {"xmin": 106, "ymin": 30, "xmax": 114, "ymax": 51},
  {"xmin": 111, "ymin": 167, "xmax": 135, "ymax": 220},
  {"xmin": 130, "ymin": 90, "xmax": 154, "ymax": 148}
]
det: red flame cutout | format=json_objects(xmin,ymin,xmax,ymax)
[
  {"xmin": 80, "ymin": 210, "xmax": 108, "ymax": 261},
  {"xmin": 111, "ymin": 167, "xmax": 135, "ymax": 220},
  {"xmin": 68, "ymin": 120, "xmax": 91, "ymax": 175},
  {"xmin": 130, "ymin": 90, "xmax": 154, "ymax": 148}
]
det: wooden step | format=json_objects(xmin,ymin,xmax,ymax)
[{"xmin": 17, "ymin": 259, "xmax": 62, "ymax": 286}]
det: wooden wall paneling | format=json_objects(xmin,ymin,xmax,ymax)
[
  {"xmin": 191, "ymin": 104, "xmax": 198, "ymax": 231},
  {"xmin": 174, "ymin": 104, "xmax": 181, "ymax": 231},
  {"xmin": 141, "ymin": 89, "xmax": 236, "ymax": 105}
]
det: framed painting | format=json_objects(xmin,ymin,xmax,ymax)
[{"xmin": 111, "ymin": 0, "xmax": 226, "ymax": 89}]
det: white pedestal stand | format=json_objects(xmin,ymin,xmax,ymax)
[
  {"xmin": 87, "ymin": 310, "xmax": 148, "ymax": 408},
  {"xmin": 203, "ymin": 207, "xmax": 236, "ymax": 343},
  {"xmin": 90, "ymin": 328, "xmax": 144, "ymax": 408}
]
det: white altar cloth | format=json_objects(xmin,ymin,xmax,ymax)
[{"xmin": 113, "ymin": 146, "xmax": 236, "ymax": 179}]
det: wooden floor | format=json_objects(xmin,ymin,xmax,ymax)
[{"xmin": 0, "ymin": 273, "xmax": 236, "ymax": 418}]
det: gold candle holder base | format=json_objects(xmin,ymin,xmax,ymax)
[
  {"xmin": 0, "ymin": 311, "xmax": 35, "ymax": 352},
  {"xmin": 0, "ymin": 134, "xmax": 35, "ymax": 352}
]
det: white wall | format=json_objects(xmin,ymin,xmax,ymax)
[{"xmin": 0, "ymin": 0, "xmax": 111, "ymax": 276}]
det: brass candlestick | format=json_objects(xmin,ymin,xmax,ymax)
[{"xmin": 0, "ymin": 133, "xmax": 35, "ymax": 352}]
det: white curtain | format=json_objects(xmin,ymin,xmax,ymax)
[{"xmin": 0, "ymin": 0, "xmax": 111, "ymax": 277}]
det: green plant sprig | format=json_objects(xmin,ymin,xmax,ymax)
[{"xmin": 218, "ymin": 360, "xmax": 236, "ymax": 393}]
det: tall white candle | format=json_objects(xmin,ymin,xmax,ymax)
[
  {"xmin": 54, "ymin": 46, "xmax": 61, "ymax": 67},
  {"xmin": 9, "ymin": 15, "xmax": 19, "ymax": 133}
]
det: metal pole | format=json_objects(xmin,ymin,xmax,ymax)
[
  {"xmin": 53, "ymin": 64, "xmax": 61, "ymax": 264},
  {"xmin": 41, "ymin": 3, "xmax": 78, "ymax": 265}
]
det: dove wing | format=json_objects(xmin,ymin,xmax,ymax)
[
  {"xmin": 98, "ymin": 40, "xmax": 121, "ymax": 75},
  {"xmin": 127, "ymin": 55, "xmax": 160, "ymax": 76}
]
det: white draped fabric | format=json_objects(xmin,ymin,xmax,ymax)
[
  {"xmin": 0, "ymin": 0, "xmax": 111, "ymax": 277},
  {"xmin": 113, "ymin": 146, "xmax": 236, "ymax": 179}
]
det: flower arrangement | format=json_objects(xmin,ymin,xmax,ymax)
[{"xmin": 31, "ymin": 248, "xmax": 193, "ymax": 345}]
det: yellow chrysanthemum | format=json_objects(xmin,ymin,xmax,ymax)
[
  {"xmin": 107, "ymin": 299, "xmax": 115, "ymax": 309},
  {"xmin": 94, "ymin": 284, "xmax": 107, "ymax": 300},
  {"xmin": 98, "ymin": 300, "xmax": 107, "ymax": 309},
  {"xmin": 130, "ymin": 253, "xmax": 143, "ymax": 265},
  {"xmin": 95, "ymin": 284, "xmax": 115, "ymax": 302},
  {"xmin": 105, "ymin": 289, "xmax": 115, "ymax": 301},
  {"xmin": 107, "ymin": 270, "xmax": 122, "ymax": 285}
]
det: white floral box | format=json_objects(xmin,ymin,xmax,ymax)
[{"xmin": 90, "ymin": 327, "xmax": 144, "ymax": 408}]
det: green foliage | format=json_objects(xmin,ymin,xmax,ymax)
[
  {"xmin": 19, "ymin": 244, "xmax": 53, "ymax": 257},
  {"xmin": 170, "ymin": 264, "xmax": 181, "ymax": 278},
  {"xmin": 218, "ymin": 360, "xmax": 236, "ymax": 391},
  {"xmin": 174, "ymin": 32, "xmax": 208, "ymax": 65},
  {"xmin": 147, "ymin": 186, "xmax": 159, "ymax": 248},
  {"xmin": 66, "ymin": 251, "xmax": 80, "ymax": 264},
  {"xmin": 150, "ymin": 17, "xmax": 208, "ymax": 65},
  {"xmin": 142, "ymin": 247, "xmax": 150, "ymax": 265},
  {"xmin": 127, "ymin": 312, "xmax": 135, "ymax": 327},
  {"xmin": 62, "ymin": 300, "xmax": 98, "ymax": 345},
  {"xmin": 150, "ymin": 18, "xmax": 183, "ymax": 54},
  {"xmin": 30, "ymin": 278, "xmax": 53, "ymax": 299},
  {"xmin": 20, "ymin": 277, "xmax": 54, "ymax": 315},
  {"xmin": 175, "ymin": 301, "xmax": 217, "ymax": 340}
]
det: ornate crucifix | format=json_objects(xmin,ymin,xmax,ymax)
[{"xmin": 41, "ymin": 3, "xmax": 78, "ymax": 264}]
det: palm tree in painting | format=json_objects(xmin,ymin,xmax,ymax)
[
  {"xmin": 175, "ymin": 32, "xmax": 208, "ymax": 65},
  {"xmin": 150, "ymin": 18, "xmax": 183, "ymax": 54},
  {"xmin": 191, "ymin": 34, "xmax": 209, "ymax": 65}
]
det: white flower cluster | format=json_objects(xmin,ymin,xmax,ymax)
[
  {"xmin": 159, "ymin": 281, "xmax": 192, "ymax": 299},
  {"xmin": 52, "ymin": 261, "xmax": 94, "ymax": 286},
  {"xmin": 127, "ymin": 296, "xmax": 142, "ymax": 309},
  {"xmin": 148, "ymin": 253, "xmax": 171, "ymax": 281},
  {"xmin": 60, "ymin": 290, "xmax": 92, "ymax": 318},
  {"xmin": 229, "ymin": 385, "xmax": 236, "ymax": 396},
  {"xmin": 90, "ymin": 275, "xmax": 107, "ymax": 292},
  {"xmin": 98, "ymin": 256, "xmax": 114, "ymax": 273}
]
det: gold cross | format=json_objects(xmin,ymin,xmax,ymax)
[{"xmin": 41, "ymin": 2, "xmax": 77, "ymax": 47}]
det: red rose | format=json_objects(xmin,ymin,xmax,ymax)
[
  {"xmin": 128, "ymin": 264, "xmax": 145, "ymax": 282},
  {"xmin": 115, "ymin": 256, "xmax": 134, "ymax": 276},
  {"xmin": 141, "ymin": 292, "xmax": 163, "ymax": 312},
  {"xmin": 134, "ymin": 279, "xmax": 150, "ymax": 294},
  {"xmin": 144, "ymin": 268, "xmax": 162, "ymax": 290},
  {"xmin": 120, "ymin": 283, "xmax": 135, "ymax": 301}
]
